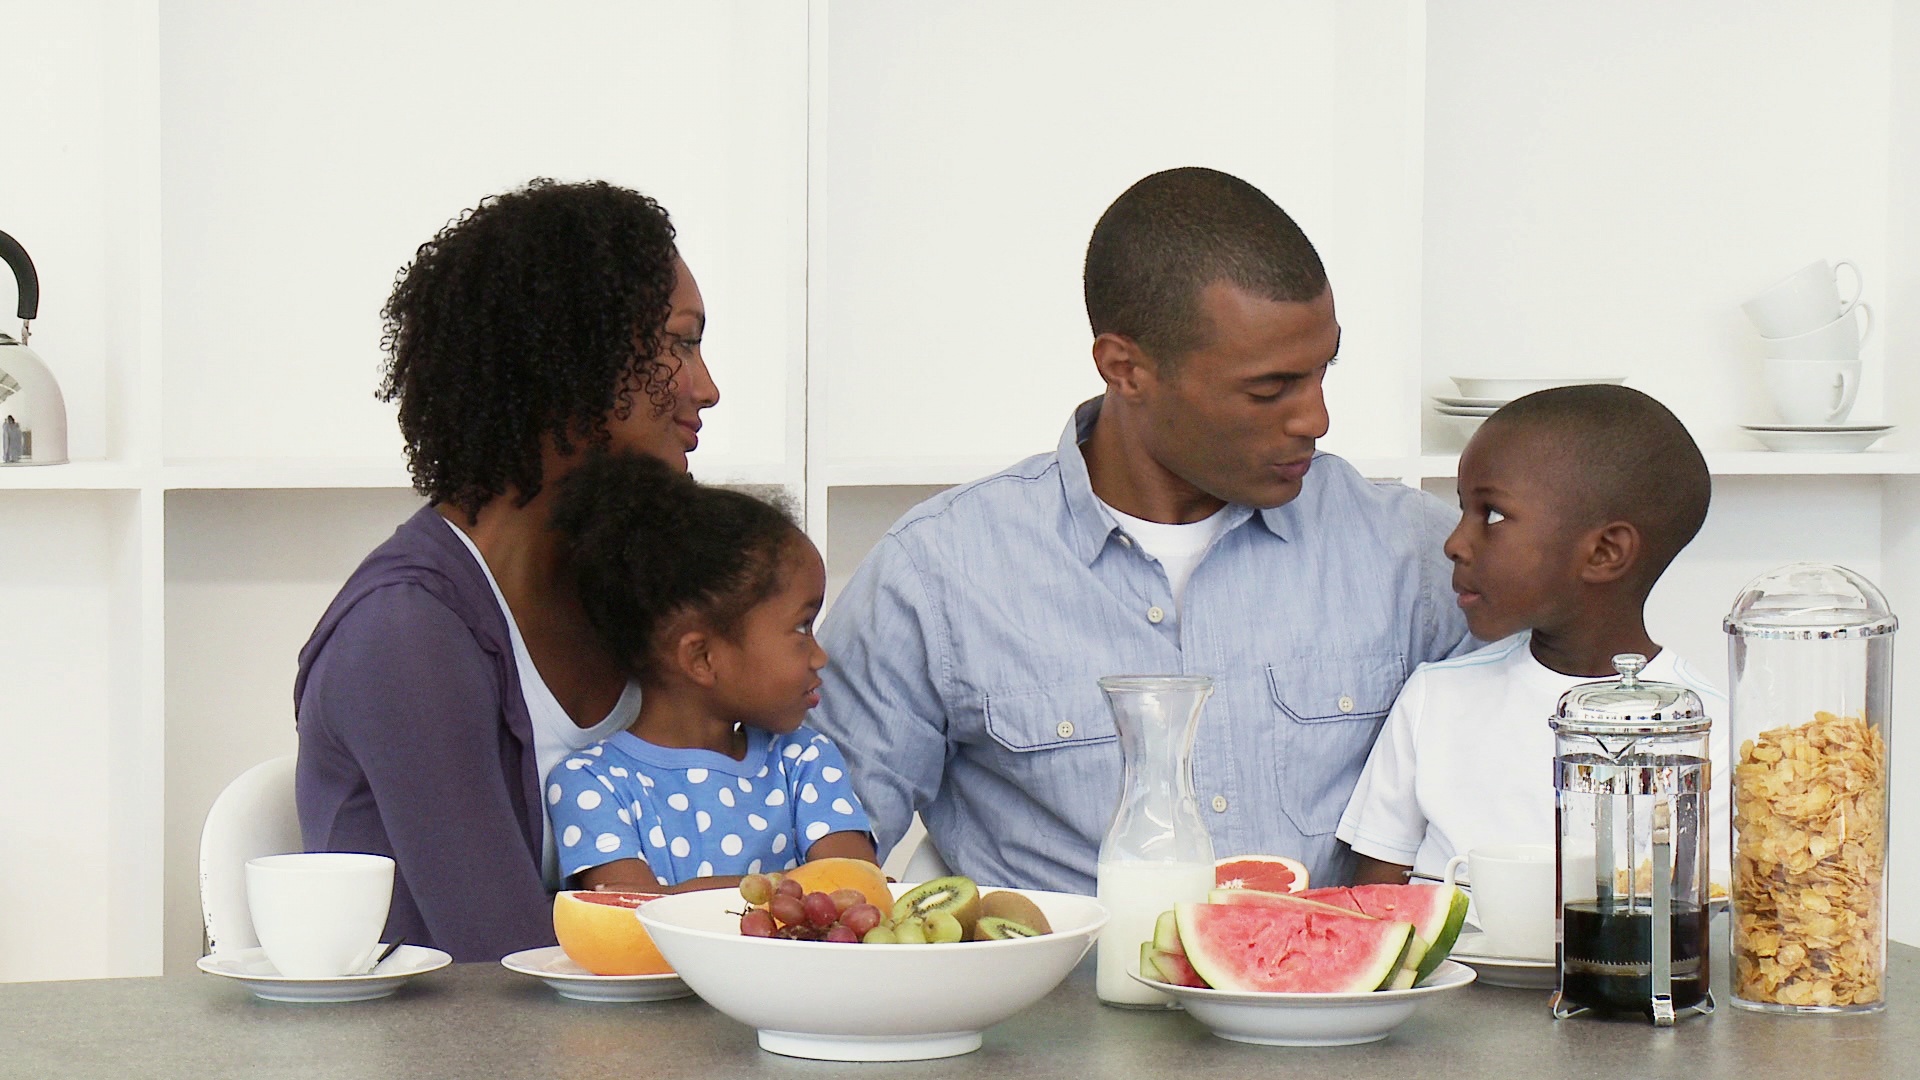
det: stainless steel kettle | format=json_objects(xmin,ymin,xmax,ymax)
[{"xmin": 0, "ymin": 230, "xmax": 68, "ymax": 465}]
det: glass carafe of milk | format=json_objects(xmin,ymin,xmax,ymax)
[{"xmin": 1095, "ymin": 675, "xmax": 1217, "ymax": 1006}]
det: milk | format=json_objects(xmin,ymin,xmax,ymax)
[{"xmin": 1095, "ymin": 858, "xmax": 1216, "ymax": 1005}]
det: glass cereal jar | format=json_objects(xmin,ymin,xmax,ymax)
[{"xmin": 1724, "ymin": 563, "xmax": 1895, "ymax": 1014}]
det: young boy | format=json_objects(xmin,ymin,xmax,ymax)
[{"xmin": 1337, "ymin": 384, "xmax": 1730, "ymax": 885}]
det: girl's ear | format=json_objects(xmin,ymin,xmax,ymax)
[
  {"xmin": 673, "ymin": 628, "xmax": 720, "ymax": 689},
  {"xmin": 1580, "ymin": 520, "xmax": 1641, "ymax": 584}
]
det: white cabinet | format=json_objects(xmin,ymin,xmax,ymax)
[{"xmin": 3, "ymin": 1, "xmax": 1918, "ymax": 979}]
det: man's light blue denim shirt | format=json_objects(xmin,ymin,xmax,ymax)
[{"xmin": 813, "ymin": 399, "xmax": 1468, "ymax": 894}]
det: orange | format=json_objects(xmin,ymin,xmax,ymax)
[
  {"xmin": 783, "ymin": 857, "xmax": 891, "ymax": 910},
  {"xmin": 552, "ymin": 890, "xmax": 673, "ymax": 975}
]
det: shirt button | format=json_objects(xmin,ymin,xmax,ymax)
[
  {"xmin": 1211, "ymin": 795, "xmax": 1229, "ymax": 813},
  {"xmin": 1056, "ymin": 720, "xmax": 1075, "ymax": 739},
  {"xmin": 1147, "ymin": 606, "xmax": 1165, "ymax": 624},
  {"xmin": 1339, "ymin": 695, "xmax": 1355, "ymax": 713},
  {"xmin": 1117, "ymin": 534, "xmax": 1133, "ymax": 548}
]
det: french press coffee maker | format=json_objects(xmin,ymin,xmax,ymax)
[{"xmin": 1549, "ymin": 654, "xmax": 1714, "ymax": 1025}]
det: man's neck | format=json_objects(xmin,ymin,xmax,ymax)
[{"xmin": 1082, "ymin": 392, "xmax": 1226, "ymax": 525}]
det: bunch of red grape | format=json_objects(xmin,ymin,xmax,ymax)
[{"xmin": 737, "ymin": 872, "xmax": 885, "ymax": 944}]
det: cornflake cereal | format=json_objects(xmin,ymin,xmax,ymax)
[{"xmin": 1732, "ymin": 711, "xmax": 1887, "ymax": 1008}]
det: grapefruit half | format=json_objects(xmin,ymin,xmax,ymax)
[
  {"xmin": 1214, "ymin": 854, "xmax": 1310, "ymax": 894},
  {"xmin": 552, "ymin": 890, "xmax": 673, "ymax": 976}
]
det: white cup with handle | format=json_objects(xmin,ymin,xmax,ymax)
[
  {"xmin": 1762, "ymin": 357, "xmax": 1861, "ymax": 425},
  {"xmin": 1443, "ymin": 844, "xmax": 1556, "ymax": 961},
  {"xmin": 246, "ymin": 852, "xmax": 395, "ymax": 978},
  {"xmin": 1760, "ymin": 303, "xmax": 1873, "ymax": 364},
  {"xmin": 1742, "ymin": 259, "xmax": 1864, "ymax": 338}
]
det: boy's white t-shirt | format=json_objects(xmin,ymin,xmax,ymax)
[
  {"xmin": 1097, "ymin": 498, "xmax": 1231, "ymax": 610},
  {"xmin": 443, "ymin": 518, "xmax": 641, "ymax": 887},
  {"xmin": 1336, "ymin": 632, "xmax": 1731, "ymax": 883}
]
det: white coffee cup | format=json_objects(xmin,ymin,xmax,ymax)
[
  {"xmin": 1444, "ymin": 843, "xmax": 1555, "ymax": 960},
  {"xmin": 1742, "ymin": 259, "xmax": 1863, "ymax": 339},
  {"xmin": 1760, "ymin": 303, "xmax": 1873, "ymax": 364},
  {"xmin": 1762, "ymin": 357, "xmax": 1860, "ymax": 426},
  {"xmin": 246, "ymin": 852, "xmax": 395, "ymax": 978}
]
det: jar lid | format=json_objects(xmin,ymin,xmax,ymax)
[
  {"xmin": 1551, "ymin": 653, "xmax": 1709, "ymax": 735},
  {"xmin": 1723, "ymin": 562, "xmax": 1898, "ymax": 640}
]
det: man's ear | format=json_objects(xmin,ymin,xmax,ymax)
[
  {"xmin": 1092, "ymin": 332, "xmax": 1159, "ymax": 401},
  {"xmin": 1580, "ymin": 521, "xmax": 1641, "ymax": 584},
  {"xmin": 673, "ymin": 628, "xmax": 720, "ymax": 689}
]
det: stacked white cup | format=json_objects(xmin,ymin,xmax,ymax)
[{"xmin": 1741, "ymin": 261, "xmax": 1869, "ymax": 425}]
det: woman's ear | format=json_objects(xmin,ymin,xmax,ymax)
[
  {"xmin": 673, "ymin": 628, "xmax": 720, "ymax": 689},
  {"xmin": 1580, "ymin": 520, "xmax": 1641, "ymax": 584}
]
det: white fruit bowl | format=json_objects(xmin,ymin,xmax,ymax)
[
  {"xmin": 638, "ymin": 883, "xmax": 1107, "ymax": 1062},
  {"xmin": 1130, "ymin": 960, "xmax": 1476, "ymax": 1046}
]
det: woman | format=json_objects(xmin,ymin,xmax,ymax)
[{"xmin": 294, "ymin": 179, "xmax": 720, "ymax": 961}]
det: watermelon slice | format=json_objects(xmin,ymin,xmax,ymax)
[
  {"xmin": 1139, "ymin": 942, "xmax": 1207, "ymax": 988},
  {"xmin": 1174, "ymin": 901, "xmax": 1415, "ymax": 993},
  {"xmin": 1207, "ymin": 887, "xmax": 1367, "ymax": 917},
  {"xmin": 1214, "ymin": 854, "xmax": 1309, "ymax": 894},
  {"xmin": 1153, "ymin": 909, "xmax": 1183, "ymax": 955},
  {"xmin": 1209, "ymin": 887, "xmax": 1435, "ymax": 986},
  {"xmin": 1298, "ymin": 883, "xmax": 1468, "ymax": 984}
]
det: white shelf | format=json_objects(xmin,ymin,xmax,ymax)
[
  {"xmin": 162, "ymin": 458, "xmax": 413, "ymax": 490},
  {"xmin": 0, "ymin": 461, "xmax": 148, "ymax": 490}
]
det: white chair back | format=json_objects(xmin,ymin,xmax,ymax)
[{"xmin": 199, "ymin": 755, "xmax": 301, "ymax": 956}]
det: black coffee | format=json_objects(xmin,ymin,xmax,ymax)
[{"xmin": 1560, "ymin": 900, "xmax": 1709, "ymax": 1017}]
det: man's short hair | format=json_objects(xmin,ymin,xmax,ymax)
[
  {"xmin": 1084, "ymin": 167, "xmax": 1327, "ymax": 365},
  {"xmin": 1485, "ymin": 384, "xmax": 1711, "ymax": 585}
]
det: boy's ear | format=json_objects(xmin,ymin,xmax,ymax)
[
  {"xmin": 1580, "ymin": 520, "xmax": 1641, "ymax": 584},
  {"xmin": 672, "ymin": 628, "xmax": 720, "ymax": 689}
]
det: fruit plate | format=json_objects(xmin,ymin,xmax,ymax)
[
  {"xmin": 1130, "ymin": 960, "xmax": 1476, "ymax": 1046},
  {"xmin": 638, "ymin": 883, "xmax": 1107, "ymax": 1062},
  {"xmin": 500, "ymin": 945, "xmax": 693, "ymax": 1003},
  {"xmin": 196, "ymin": 944, "xmax": 451, "ymax": 1003}
]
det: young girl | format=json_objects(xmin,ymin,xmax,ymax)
[{"xmin": 544, "ymin": 452, "xmax": 878, "ymax": 893}]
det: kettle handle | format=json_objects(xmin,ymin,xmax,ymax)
[{"xmin": 0, "ymin": 230, "xmax": 39, "ymax": 321}]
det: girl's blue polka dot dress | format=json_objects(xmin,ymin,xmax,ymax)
[{"xmin": 546, "ymin": 726, "xmax": 872, "ymax": 885}]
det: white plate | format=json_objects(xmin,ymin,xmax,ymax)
[
  {"xmin": 1432, "ymin": 395, "xmax": 1511, "ymax": 409},
  {"xmin": 197, "ymin": 944, "xmax": 451, "ymax": 1003},
  {"xmin": 1740, "ymin": 422, "xmax": 1893, "ymax": 432},
  {"xmin": 500, "ymin": 945, "xmax": 693, "ymax": 1003},
  {"xmin": 1130, "ymin": 960, "xmax": 1476, "ymax": 1046},
  {"xmin": 1433, "ymin": 405, "xmax": 1499, "ymax": 417},
  {"xmin": 1448, "ymin": 932, "xmax": 1556, "ymax": 990},
  {"xmin": 1450, "ymin": 376, "xmax": 1626, "ymax": 399},
  {"xmin": 1739, "ymin": 426, "xmax": 1894, "ymax": 453}
]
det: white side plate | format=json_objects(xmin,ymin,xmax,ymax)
[
  {"xmin": 197, "ymin": 944, "xmax": 450, "ymax": 1003},
  {"xmin": 500, "ymin": 945, "xmax": 693, "ymax": 1003}
]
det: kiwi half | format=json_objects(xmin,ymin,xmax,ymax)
[
  {"xmin": 972, "ymin": 915, "xmax": 1044, "ymax": 940},
  {"xmin": 890, "ymin": 875, "xmax": 982, "ymax": 937},
  {"xmin": 978, "ymin": 890, "xmax": 1052, "ymax": 935}
]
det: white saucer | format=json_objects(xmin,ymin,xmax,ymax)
[
  {"xmin": 500, "ymin": 945, "xmax": 693, "ymax": 1003},
  {"xmin": 1739, "ymin": 425, "xmax": 1894, "ymax": 453},
  {"xmin": 1432, "ymin": 395, "xmax": 1510, "ymax": 410},
  {"xmin": 1433, "ymin": 405, "xmax": 1499, "ymax": 416},
  {"xmin": 1447, "ymin": 932, "xmax": 1556, "ymax": 990},
  {"xmin": 1741, "ymin": 422, "xmax": 1894, "ymax": 432},
  {"xmin": 197, "ymin": 944, "xmax": 451, "ymax": 1003}
]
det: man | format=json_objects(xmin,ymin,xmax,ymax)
[{"xmin": 813, "ymin": 167, "xmax": 1468, "ymax": 893}]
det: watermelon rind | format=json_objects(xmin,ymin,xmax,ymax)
[
  {"xmin": 1299, "ymin": 884, "xmax": 1468, "ymax": 984},
  {"xmin": 1149, "ymin": 948, "xmax": 1207, "ymax": 988},
  {"xmin": 1174, "ymin": 902, "xmax": 1415, "ymax": 994},
  {"xmin": 1207, "ymin": 887, "xmax": 1370, "ymax": 918},
  {"xmin": 1153, "ymin": 908, "xmax": 1182, "ymax": 954}
]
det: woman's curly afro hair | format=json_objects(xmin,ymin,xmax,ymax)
[
  {"xmin": 552, "ymin": 451, "xmax": 803, "ymax": 683},
  {"xmin": 378, "ymin": 178, "xmax": 682, "ymax": 517}
]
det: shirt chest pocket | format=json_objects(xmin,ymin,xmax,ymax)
[
  {"xmin": 1268, "ymin": 652, "xmax": 1405, "ymax": 835},
  {"xmin": 983, "ymin": 683, "xmax": 1118, "ymax": 751}
]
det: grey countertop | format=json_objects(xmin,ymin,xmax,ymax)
[{"xmin": 0, "ymin": 946, "xmax": 1911, "ymax": 1079}]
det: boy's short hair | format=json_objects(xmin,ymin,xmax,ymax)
[{"xmin": 1483, "ymin": 384, "xmax": 1710, "ymax": 587}]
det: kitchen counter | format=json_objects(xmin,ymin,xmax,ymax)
[{"xmin": 0, "ymin": 945, "xmax": 1910, "ymax": 1079}]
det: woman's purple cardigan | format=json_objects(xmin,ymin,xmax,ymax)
[{"xmin": 294, "ymin": 506, "xmax": 556, "ymax": 961}]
